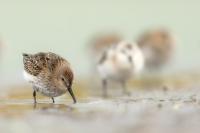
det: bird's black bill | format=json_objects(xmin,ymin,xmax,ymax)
[{"xmin": 68, "ymin": 88, "xmax": 76, "ymax": 104}]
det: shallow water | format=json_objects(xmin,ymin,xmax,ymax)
[{"xmin": 1, "ymin": 87, "xmax": 200, "ymax": 133}]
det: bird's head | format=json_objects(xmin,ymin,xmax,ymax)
[{"xmin": 58, "ymin": 66, "xmax": 76, "ymax": 103}]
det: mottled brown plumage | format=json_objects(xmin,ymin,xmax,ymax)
[
  {"xmin": 23, "ymin": 52, "xmax": 76, "ymax": 104},
  {"xmin": 23, "ymin": 52, "xmax": 46, "ymax": 76}
]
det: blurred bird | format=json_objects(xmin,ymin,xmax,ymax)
[
  {"xmin": 89, "ymin": 32, "xmax": 123, "ymax": 63},
  {"xmin": 97, "ymin": 41, "xmax": 144, "ymax": 97},
  {"xmin": 23, "ymin": 52, "xmax": 76, "ymax": 104},
  {"xmin": 137, "ymin": 29, "xmax": 175, "ymax": 70}
]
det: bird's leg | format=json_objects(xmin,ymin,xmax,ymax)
[
  {"xmin": 102, "ymin": 79, "xmax": 108, "ymax": 98},
  {"xmin": 33, "ymin": 90, "xmax": 37, "ymax": 104},
  {"xmin": 121, "ymin": 80, "xmax": 130, "ymax": 96},
  {"xmin": 32, "ymin": 86, "xmax": 39, "ymax": 104},
  {"xmin": 51, "ymin": 97, "xmax": 55, "ymax": 103}
]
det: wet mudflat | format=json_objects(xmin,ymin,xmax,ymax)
[{"xmin": 1, "ymin": 88, "xmax": 200, "ymax": 133}]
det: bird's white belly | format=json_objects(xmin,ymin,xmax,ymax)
[
  {"xmin": 33, "ymin": 83, "xmax": 66, "ymax": 97},
  {"xmin": 23, "ymin": 71, "xmax": 66, "ymax": 97},
  {"xmin": 98, "ymin": 60, "xmax": 132, "ymax": 81},
  {"xmin": 23, "ymin": 71, "xmax": 37, "ymax": 83},
  {"xmin": 35, "ymin": 85, "xmax": 66, "ymax": 97}
]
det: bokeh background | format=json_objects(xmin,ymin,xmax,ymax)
[{"xmin": 0, "ymin": 0, "xmax": 200, "ymax": 87}]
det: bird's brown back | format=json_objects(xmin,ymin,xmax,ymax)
[{"xmin": 23, "ymin": 52, "xmax": 70, "ymax": 77}]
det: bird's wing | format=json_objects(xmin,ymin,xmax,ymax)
[{"xmin": 45, "ymin": 52, "xmax": 68, "ymax": 72}]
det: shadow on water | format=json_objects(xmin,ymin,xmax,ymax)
[
  {"xmin": 33, "ymin": 102, "xmax": 74, "ymax": 111},
  {"xmin": 0, "ymin": 99, "xmax": 77, "ymax": 117}
]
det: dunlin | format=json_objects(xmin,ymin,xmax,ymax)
[
  {"xmin": 137, "ymin": 29, "xmax": 175, "ymax": 70},
  {"xmin": 97, "ymin": 41, "xmax": 144, "ymax": 97},
  {"xmin": 23, "ymin": 52, "xmax": 76, "ymax": 104}
]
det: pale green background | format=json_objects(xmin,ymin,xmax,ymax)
[{"xmin": 0, "ymin": 0, "xmax": 200, "ymax": 84}]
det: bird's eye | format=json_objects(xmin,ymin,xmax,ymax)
[{"xmin": 61, "ymin": 77, "xmax": 65, "ymax": 81}]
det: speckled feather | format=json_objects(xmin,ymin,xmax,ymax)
[
  {"xmin": 23, "ymin": 52, "xmax": 71, "ymax": 76},
  {"xmin": 23, "ymin": 52, "xmax": 46, "ymax": 76}
]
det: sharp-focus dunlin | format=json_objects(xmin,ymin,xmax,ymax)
[
  {"xmin": 23, "ymin": 52, "xmax": 76, "ymax": 104},
  {"xmin": 97, "ymin": 41, "xmax": 144, "ymax": 97}
]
